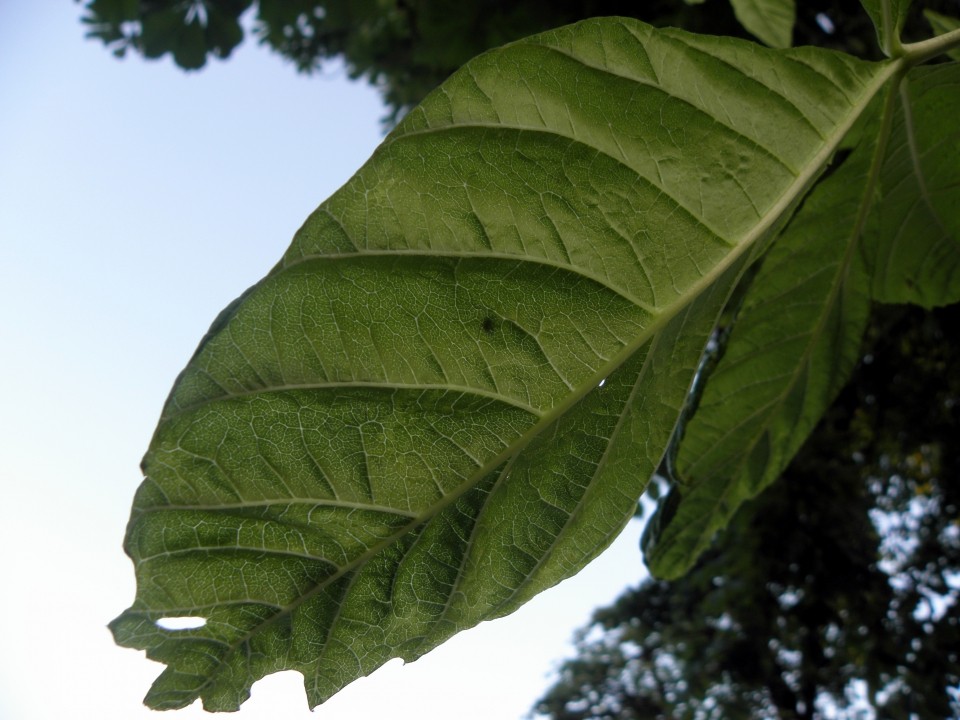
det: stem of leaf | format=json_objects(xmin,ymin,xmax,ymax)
[
  {"xmin": 881, "ymin": 0, "xmax": 903, "ymax": 58},
  {"xmin": 900, "ymin": 26, "xmax": 960, "ymax": 66}
]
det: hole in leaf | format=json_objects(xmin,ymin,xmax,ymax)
[{"xmin": 156, "ymin": 616, "xmax": 207, "ymax": 630}]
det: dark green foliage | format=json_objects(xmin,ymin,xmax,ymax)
[{"xmin": 534, "ymin": 304, "xmax": 960, "ymax": 720}]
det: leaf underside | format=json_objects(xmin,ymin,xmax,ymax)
[
  {"xmin": 111, "ymin": 18, "xmax": 889, "ymax": 711},
  {"xmin": 924, "ymin": 10, "xmax": 960, "ymax": 61},
  {"xmin": 645, "ymin": 119, "xmax": 876, "ymax": 578},
  {"xmin": 860, "ymin": 0, "xmax": 912, "ymax": 54},
  {"xmin": 866, "ymin": 64, "xmax": 960, "ymax": 307}
]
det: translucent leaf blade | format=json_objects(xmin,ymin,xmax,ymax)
[{"xmin": 111, "ymin": 18, "xmax": 891, "ymax": 711}]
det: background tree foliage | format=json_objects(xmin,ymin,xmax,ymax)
[
  {"xmin": 80, "ymin": 0, "xmax": 940, "ymax": 122},
  {"xmin": 534, "ymin": 305, "xmax": 960, "ymax": 720}
]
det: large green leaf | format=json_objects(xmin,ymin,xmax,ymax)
[
  {"xmin": 111, "ymin": 18, "xmax": 892, "ymax": 711},
  {"xmin": 644, "ymin": 124, "xmax": 877, "ymax": 578},
  {"xmin": 729, "ymin": 0, "xmax": 796, "ymax": 48},
  {"xmin": 644, "ymin": 60, "xmax": 960, "ymax": 577},
  {"xmin": 864, "ymin": 64, "xmax": 960, "ymax": 306}
]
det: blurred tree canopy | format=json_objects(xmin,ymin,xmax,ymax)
[
  {"xmin": 534, "ymin": 304, "xmax": 960, "ymax": 720},
  {"xmin": 79, "ymin": 0, "xmax": 918, "ymax": 123}
]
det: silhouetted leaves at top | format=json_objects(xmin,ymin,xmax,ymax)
[
  {"xmin": 78, "ymin": 0, "xmax": 921, "ymax": 122},
  {"xmin": 96, "ymin": 0, "xmax": 960, "ymax": 711}
]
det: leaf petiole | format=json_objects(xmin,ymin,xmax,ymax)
[{"xmin": 900, "ymin": 25, "xmax": 960, "ymax": 66}]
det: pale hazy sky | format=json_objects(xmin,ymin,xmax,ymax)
[{"xmin": 0, "ymin": 4, "xmax": 646, "ymax": 718}]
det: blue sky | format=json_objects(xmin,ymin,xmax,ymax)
[{"xmin": 0, "ymin": 4, "xmax": 645, "ymax": 718}]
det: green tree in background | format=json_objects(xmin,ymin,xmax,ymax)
[
  {"xmin": 80, "ymin": 0, "xmax": 919, "ymax": 122},
  {"xmin": 534, "ymin": 305, "xmax": 960, "ymax": 720}
]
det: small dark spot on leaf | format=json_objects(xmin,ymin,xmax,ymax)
[{"xmin": 482, "ymin": 316, "xmax": 495, "ymax": 334}]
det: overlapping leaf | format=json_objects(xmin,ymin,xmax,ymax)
[
  {"xmin": 730, "ymin": 0, "xmax": 796, "ymax": 48},
  {"xmin": 860, "ymin": 0, "xmax": 913, "ymax": 54},
  {"xmin": 644, "ymin": 127, "xmax": 877, "ymax": 578},
  {"xmin": 112, "ymin": 18, "xmax": 892, "ymax": 711},
  {"xmin": 865, "ymin": 64, "xmax": 960, "ymax": 307}
]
